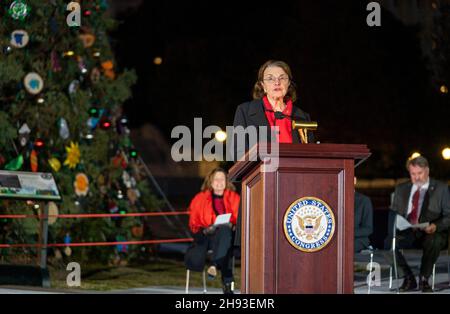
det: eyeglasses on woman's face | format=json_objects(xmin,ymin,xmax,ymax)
[{"xmin": 262, "ymin": 75, "xmax": 290, "ymax": 84}]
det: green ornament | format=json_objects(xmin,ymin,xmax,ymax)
[
  {"xmin": 5, "ymin": 155, "xmax": 24, "ymax": 171},
  {"xmin": 8, "ymin": 1, "xmax": 30, "ymax": 21}
]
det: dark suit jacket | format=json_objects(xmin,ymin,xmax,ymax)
[
  {"xmin": 391, "ymin": 178, "xmax": 450, "ymax": 233},
  {"xmin": 232, "ymin": 99, "xmax": 314, "ymax": 159},
  {"xmin": 232, "ymin": 99, "xmax": 314, "ymax": 246},
  {"xmin": 355, "ymin": 191, "xmax": 374, "ymax": 239}
]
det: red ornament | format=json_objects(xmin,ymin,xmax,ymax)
[
  {"xmin": 112, "ymin": 154, "xmax": 127, "ymax": 169},
  {"xmin": 30, "ymin": 150, "xmax": 38, "ymax": 172}
]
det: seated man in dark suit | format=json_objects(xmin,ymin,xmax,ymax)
[
  {"xmin": 354, "ymin": 178, "xmax": 374, "ymax": 252},
  {"xmin": 388, "ymin": 156, "xmax": 450, "ymax": 292}
]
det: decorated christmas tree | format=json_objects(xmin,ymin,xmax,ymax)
[{"xmin": 0, "ymin": 0, "xmax": 159, "ymax": 264}]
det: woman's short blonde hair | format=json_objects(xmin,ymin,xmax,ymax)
[
  {"xmin": 252, "ymin": 60, "xmax": 297, "ymax": 102},
  {"xmin": 200, "ymin": 168, "xmax": 236, "ymax": 192}
]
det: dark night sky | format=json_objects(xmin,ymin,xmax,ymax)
[{"xmin": 110, "ymin": 1, "xmax": 450, "ymax": 179}]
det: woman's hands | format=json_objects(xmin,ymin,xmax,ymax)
[
  {"xmin": 202, "ymin": 223, "xmax": 235, "ymax": 235},
  {"xmin": 202, "ymin": 225, "xmax": 217, "ymax": 235}
]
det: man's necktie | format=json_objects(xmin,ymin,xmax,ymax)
[{"xmin": 408, "ymin": 188, "xmax": 421, "ymax": 225}]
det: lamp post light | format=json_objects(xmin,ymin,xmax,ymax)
[{"xmin": 442, "ymin": 147, "xmax": 450, "ymax": 160}]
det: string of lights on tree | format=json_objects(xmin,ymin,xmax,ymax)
[{"xmin": 0, "ymin": 0, "xmax": 158, "ymax": 263}]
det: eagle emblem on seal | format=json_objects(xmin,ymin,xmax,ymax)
[{"xmin": 283, "ymin": 197, "xmax": 335, "ymax": 252}]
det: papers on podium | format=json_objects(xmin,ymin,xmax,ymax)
[
  {"xmin": 396, "ymin": 214, "xmax": 429, "ymax": 231},
  {"xmin": 214, "ymin": 213, "xmax": 231, "ymax": 226}
]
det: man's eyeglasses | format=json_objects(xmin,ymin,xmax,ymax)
[{"xmin": 263, "ymin": 76, "xmax": 290, "ymax": 84}]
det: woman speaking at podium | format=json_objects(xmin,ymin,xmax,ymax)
[
  {"xmin": 232, "ymin": 60, "xmax": 315, "ymax": 247},
  {"xmin": 233, "ymin": 59, "xmax": 314, "ymax": 152}
]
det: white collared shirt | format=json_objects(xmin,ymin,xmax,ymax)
[{"xmin": 406, "ymin": 179, "xmax": 430, "ymax": 217}]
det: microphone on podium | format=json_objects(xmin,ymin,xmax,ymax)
[{"xmin": 264, "ymin": 108, "xmax": 318, "ymax": 143}]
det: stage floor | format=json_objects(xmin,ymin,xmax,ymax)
[{"xmin": 0, "ymin": 250, "xmax": 449, "ymax": 294}]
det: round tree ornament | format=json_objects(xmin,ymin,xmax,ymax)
[
  {"xmin": 8, "ymin": 1, "xmax": 30, "ymax": 21},
  {"xmin": 10, "ymin": 30, "xmax": 29, "ymax": 48},
  {"xmin": 24, "ymin": 72, "xmax": 44, "ymax": 95},
  {"xmin": 74, "ymin": 173, "xmax": 89, "ymax": 196}
]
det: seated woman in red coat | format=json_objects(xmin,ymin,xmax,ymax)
[{"xmin": 185, "ymin": 168, "xmax": 240, "ymax": 294}]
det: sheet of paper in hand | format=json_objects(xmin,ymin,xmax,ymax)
[
  {"xmin": 214, "ymin": 213, "xmax": 231, "ymax": 226},
  {"xmin": 396, "ymin": 214, "xmax": 429, "ymax": 231}
]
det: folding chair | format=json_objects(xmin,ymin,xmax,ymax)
[
  {"xmin": 185, "ymin": 249, "xmax": 213, "ymax": 294},
  {"xmin": 389, "ymin": 215, "xmax": 450, "ymax": 292},
  {"xmin": 185, "ymin": 268, "xmax": 207, "ymax": 294}
]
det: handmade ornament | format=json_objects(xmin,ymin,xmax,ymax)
[
  {"xmin": 87, "ymin": 117, "xmax": 99, "ymax": 129},
  {"xmin": 87, "ymin": 108, "xmax": 103, "ymax": 129},
  {"xmin": 8, "ymin": 0, "xmax": 30, "ymax": 21},
  {"xmin": 112, "ymin": 153, "xmax": 127, "ymax": 169},
  {"xmin": 97, "ymin": 174, "xmax": 107, "ymax": 195},
  {"xmin": 64, "ymin": 233, "xmax": 72, "ymax": 256},
  {"xmin": 58, "ymin": 118, "xmax": 70, "ymax": 140},
  {"xmin": 122, "ymin": 171, "xmax": 132, "ymax": 188},
  {"xmin": 24, "ymin": 72, "xmax": 44, "ymax": 95},
  {"xmin": 68, "ymin": 80, "xmax": 80, "ymax": 94},
  {"xmin": 18, "ymin": 123, "xmax": 30, "ymax": 147},
  {"xmin": 108, "ymin": 201, "xmax": 119, "ymax": 220},
  {"xmin": 127, "ymin": 188, "xmax": 138, "ymax": 205},
  {"xmin": 47, "ymin": 201, "xmax": 59, "ymax": 225},
  {"xmin": 10, "ymin": 30, "xmax": 29, "ymax": 48},
  {"xmin": 64, "ymin": 142, "xmax": 80, "ymax": 169},
  {"xmin": 77, "ymin": 56, "xmax": 87, "ymax": 74},
  {"xmin": 101, "ymin": 60, "xmax": 113, "ymax": 71},
  {"xmin": 101, "ymin": 60, "xmax": 115, "ymax": 79},
  {"xmin": 54, "ymin": 249, "xmax": 62, "ymax": 260},
  {"xmin": 74, "ymin": 173, "xmax": 89, "ymax": 196},
  {"xmin": 30, "ymin": 149, "xmax": 38, "ymax": 172},
  {"xmin": 116, "ymin": 235, "xmax": 128, "ymax": 253},
  {"xmin": 64, "ymin": 246, "xmax": 72, "ymax": 256},
  {"xmin": 5, "ymin": 155, "xmax": 24, "ymax": 171},
  {"xmin": 79, "ymin": 33, "xmax": 95, "ymax": 48},
  {"xmin": 90, "ymin": 67, "xmax": 100, "ymax": 83},
  {"xmin": 48, "ymin": 157, "xmax": 61, "ymax": 172},
  {"xmin": 115, "ymin": 116, "xmax": 128, "ymax": 135}
]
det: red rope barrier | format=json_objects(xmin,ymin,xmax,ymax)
[
  {"xmin": 0, "ymin": 211, "xmax": 189, "ymax": 219},
  {"xmin": 0, "ymin": 238, "xmax": 193, "ymax": 248}
]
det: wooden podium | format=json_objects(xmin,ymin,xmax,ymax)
[{"xmin": 229, "ymin": 143, "xmax": 370, "ymax": 294}]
